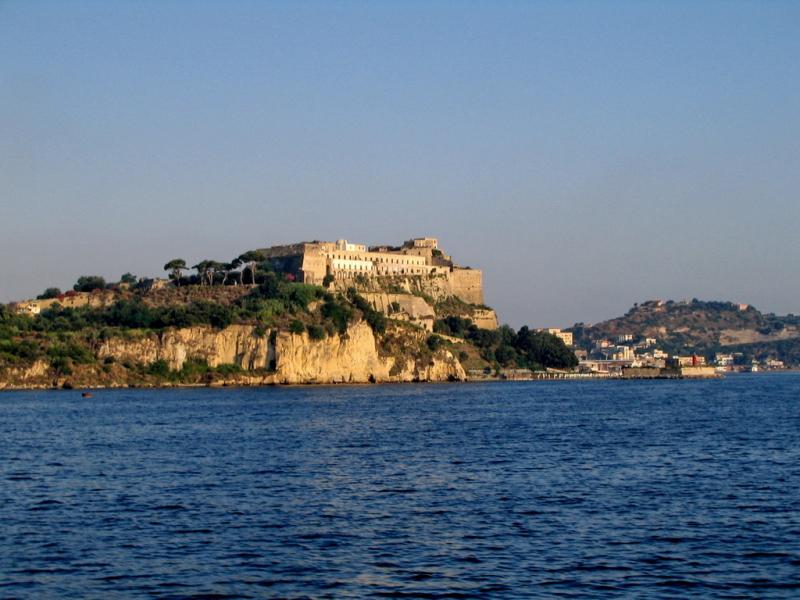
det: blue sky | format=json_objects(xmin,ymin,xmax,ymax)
[{"xmin": 1, "ymin": 1, "xmax": 798, "ymax": 327}]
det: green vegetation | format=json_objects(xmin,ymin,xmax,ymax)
[
  {"xmin": 73, "ymin": 276, "xmax": 106, "ymax": 292},
  {"xmin": 143, "ymin": 357, "xmax": 246, "ymax": 383},
  {"xmin": 238, "ymin": 250, "xmax": 264, "ymax": 285},
  {"xmin": 0, "ymin": 242, "xmax": 585, "ymax": 386},
  {"xmin": 0, "ymin": 259, "xmax": 400, "ymax": 381},
  {"xmin": 164, "ymin": 259, "xmax": 187, "ymax": 285},
  {"xmin": 306, "ymin": 324, "xmax": 326, "ymax": 340},
  {"xmin": 347, "ymin": 289, "xmax": 386, "ymax": 334},
  {"xmin": 436, "ymin": 317, "xmax": 577, "ymax": 370},
  {"xmin": 321, "ymin": 296, "xmax": 353, "ymax": 335},
  {"xmin": 426, "ymin": 334, "xmax": 444, "ymax": 351}
]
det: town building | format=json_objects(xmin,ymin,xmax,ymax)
[
  {"xmin": 613, "ymin": 346, "xmax": 635, "ymax": 361},
  {"xmin": 672, "ymin": 356, "xmax": 707, "ymax": 367},
  {"xmin": 715, "ymin": 353, "xmax": 735, "ymax": 367},
  {"xmin": 543, "ymin": 328, "xmax": 573, "ymax": 346}
]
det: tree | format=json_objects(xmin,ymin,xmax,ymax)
[
  {"xmin": 193, "ymin": 260, "xmax": 213, "ymax": 286},
  {"xmin": 37, "ymin": 287, "xmax": 61, "ymax": 300},
  {"xmin": 513, "ymin": 327, "xmax": 578, "ymax": 369},
  {"xmin": 224, "ymin": 258, "xmax": 243, "ymax": 286},
  {"xmin": 120, "ymin": 273, "xmax": 137, "ymax": 285},
  {"xmin": 164, "ymin": 259, "xmax": 187, "ymax": 285},
  {"xmin": 495, "ymin": 344, "xmax": 518, "ymax": 367},
  {"xmin": 74, "ymin": 276, "xmax": 106, "ymax": 292},
  {"xmin": 207, "ymin": 261, "xmax": 226, "ymax": 286},
  {"xmin": 426, "ymin": 335, "xmax": 444, "ymax": 351},
  {"xmin": 238, "ymin": 251, "xmax": 264, "ymax": 285}
]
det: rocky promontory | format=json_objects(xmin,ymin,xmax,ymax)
[{"xmin": 0, "ymin": 243, "xmax": 577, "ymax": 390}]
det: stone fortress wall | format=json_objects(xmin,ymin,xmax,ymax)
[{"xmin": 259, "ymin": 237, "xmax": 485, "ymax": 306}]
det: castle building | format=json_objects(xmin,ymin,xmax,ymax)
[{"xmin": 258, "ymin": 237, "xmax": 485, "ymax": 305}]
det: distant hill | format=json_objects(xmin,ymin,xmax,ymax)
[{"xmin": 568, "ymin": 299, "xmax": 800, "ymax": 365}]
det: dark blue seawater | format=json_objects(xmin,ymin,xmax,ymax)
[{"xmin": 1, "ymin": 374, "xmax": 799, "ymax": 598}]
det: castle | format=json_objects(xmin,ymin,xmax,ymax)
[{"xmin": 258, "ymin": 237, "xmax": 485, "ymax": 305}]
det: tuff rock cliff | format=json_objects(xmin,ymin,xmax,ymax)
[
  {"xmin": 90, "ymin": 320, "xmax": 465, "ymax": 386},
  {"xmin": 0, "ymin": 320, "xmax": 465, "ymax": 389}
]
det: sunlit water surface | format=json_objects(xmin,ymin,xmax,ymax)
[{"xmin": 1, "ymin": 374, "xmax": 799, "ymax": 598}]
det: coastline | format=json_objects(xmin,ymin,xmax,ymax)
[{"xmin": 0, "ymin": 372, "xmax": 735, "ymax": 392}]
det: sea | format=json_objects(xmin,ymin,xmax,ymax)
[{"xmin": 1, "ymin": 374, "xmax": 799, "ymax": 598}]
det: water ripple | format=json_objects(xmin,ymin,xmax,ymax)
[{"xmin": 0, "ymin": 374, "xmax": 799, "ymax": 597}]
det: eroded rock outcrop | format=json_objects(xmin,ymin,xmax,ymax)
[
  {"xmin": 96, "ymin": 321, "xmax": 464, "ymax": 384},
  {"xmin": 361, "ymin": 293, "xmax": 436, "ymax": 331},
  {"xmin": 98, "ymin": 325, "xmax": 271, "ymax": 371},
  {"xmin": 0, "ymin": 360, "xmax": 51, "ymax": 389}
]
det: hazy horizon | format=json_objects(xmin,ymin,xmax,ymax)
[{"xmin": 2, "ymin": 1, "xmax": 799, "ymax": 327}]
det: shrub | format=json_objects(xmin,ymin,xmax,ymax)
[
  {"xmin": 307, "ymin": 324, "xmax": 326, "ymax": 340},
  {"xmin": 434, "ymin": 316, "xmax": 473, "ymax": 337},
  {"xmin": 37, "ymin": 287, "xmax": 61, "ymax": 300},
  {"xmin": 349, "ymin": 292, "xmax": 387, "ymax": 334},
  {"xmin": 146, "ymin": 360, "xmax": 171, "ymax": 377},
  {"xmin": 285, "ymin": 284, "xmax": 322, "ymax": 310},
  {"xmin": 289, "ymin": 319, "xmax": 305, "ymax": 334},
  {"xmin": 494, "ymin": 344, "xmax": 518, "ymax": 366},
  {"xmin": 47, "ymin": 341, "xmax": 94, "ymax": 365},
  {"xmin": 50, "ymin": 356, "xmax": 72, "ymax": 375},
  {"xmin": 215, "ymin": 363, "xmax": 243, "ymax": 376},
  {"xmin": 179, "ymin": 357, "xmax": 210, "ymax": 380},
  {"xmin": 321, "ymin": 298, "xmax": 353, "ymax": 335},
  {"xmin": 466, "ymin": 326, "xmax": 500, "ymax": 349},
  {"xmin": 0, "ymin": 339, "xmax": 41, "ymax": 364},
  {"xmin": 74, "ymin": 276, "xmax": 106, "ymax": 292},
  {"xmin": 426, "ymin": 335, "xmax": 444, "ymax": 351}
]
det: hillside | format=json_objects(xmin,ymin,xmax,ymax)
[
  {"xmin": 569, "ymin": 299, "xmax": 800, "ymax": 364},
  {"xmin": 0, "ymin": 253, "xmax": 576, "ymax": 388}
]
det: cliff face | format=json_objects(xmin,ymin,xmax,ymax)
[
  {"xmin": 98, "ymin": 325, "xmax": 271, "ymax": 371},
  {"xmin": 332, "ymin": 272, "xmax": 484, "ymax": 306},
  {"xmin": 94, "ymin": 321, "xmax": 464, "ymax": 385},
  {"xmin": 272, "ymin": 321, "xmax": 464, "ymax": 383},
  {"xmin": 361, "ymin": 293, "xmax": 436, "ymax": 331},
  {"xmin": 1, "ymin": 321, "xmax": 466, "ymax": 389},
  {"xmin": 0, "ymin": 360, "xmax": 51, "ymax": 389}
]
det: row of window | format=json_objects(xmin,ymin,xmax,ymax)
[
  {"xmin": 328, "ymin": 254, "xmax": 425, "ymax": 265},
  {"xmin": 332, "ymin": 265, "xmax": 430, "ymax": 275}
]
